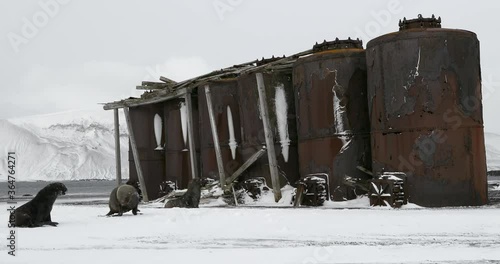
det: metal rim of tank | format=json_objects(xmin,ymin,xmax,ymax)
[
  {"xmin": 399, "ymin": 14, "xmax": 442, "ymax": 31},
  {"xmin": 294, "ymin": 40, "xmax": 366, "ymax": 66},
  {"xmin": 367, "ymin": 15, "xmax": 477, "ymax": 48},
  {"xmin": 312, "ymin": 37, "xmax": 363, "ymax": 52},
  {"xmin": 256, "ymin": 55, "xmax": 286, "ymax": 66}
]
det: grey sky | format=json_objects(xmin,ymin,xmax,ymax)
[{"xmin": 1, "ymin": 0, "xmax": 499, "ymax": 133}]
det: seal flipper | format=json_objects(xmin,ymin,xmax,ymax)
[{"xmin": 42, "ymin": 221, "xmax": 58, "ymax": 227}]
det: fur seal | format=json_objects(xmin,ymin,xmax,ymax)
[
  {"xmin": 106, "ymin": 182, "xmax": 141, "ymax": 216},
  {"xmin": 12, "ymin": 182, "xmax": 67, "ymax": 228},
  {"xmin": 164, "ymin": 178, "xmax": 201, "ymax": 208}
]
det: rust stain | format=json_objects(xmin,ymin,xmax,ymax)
[
  {"xmin": 197, "ymin": 80, "xmax": 243, "ymax": 180},
  {"xmin": 293, "ymin": 42, "xmax": 372, "ymax": 201},
  {"xmin": 237, "ymin": 70, "xmax": 300, "ymax": 187}
]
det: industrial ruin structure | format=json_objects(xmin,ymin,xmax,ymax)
[{"xmin": 103, "ymin": 15, "xmax": 488, "ymax": 207}]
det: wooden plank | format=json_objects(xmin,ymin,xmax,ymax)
[
  {"xmin": 113, "ymin": 109, "xmax": 122, "ymax": 186},
  {"xmin": 136, "ymin": 86, "xmax": 164, "ymax": 90},
  {"xmin": 159, "ymin": 76, "xmax": 178, "ymax": 86},
  {"xmin": 185, "ymin": 92, "xmax": 198, "ymax": 179},
  {"xmin": 103, "ymin": 87, "xmax": 188, "ymax": 110},
  {"xmin": 204, "ymin": 85, "xmax": 226, "ymax": 188},
  {"xmin": 137, "ymin": 81, "xmax": 176, "ymax": 90},
  {"xmin": 123, "ymin": 107, "xmax": 149, "ymax": 202},
  {"xmin": 256, "ymin": 72, "xmax": 282, "ymax": 202},
  {"xmin": 293, "ymin": 184, "xmax": 305, "ymax": 207},
  {"xmin": 226, "ymin": 147, "xmax": 267, "ymax": 185}
]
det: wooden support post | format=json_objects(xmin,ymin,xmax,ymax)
[
  {"xmin": 123, "ymin": 107, "xmax": 149, "ymax": 202},
  {"xmin": 256, "ymin": 73, "xmax": 282, "ymax": 202},
  {"xmin": 226, "ymin": 147, "xmax": 267, "ymax": 185},
  {"xmin": 185, "ymin": 91, "xmax": 198, "ymax": 179},
  {"xmin": 293, "ymin": 184, "xmax": 305, "ymax": 207},
  {"xmin": 114, "ymin": 109, "xmax": 122, "ymax": 186},
  {"xmin": 204, "ymin": 85, "xmax": 226, "ymax": 187}
]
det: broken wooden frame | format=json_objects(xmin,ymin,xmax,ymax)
[{"xmin": 102, "ymin": 47, "xmax": 317, "ymax": 203}]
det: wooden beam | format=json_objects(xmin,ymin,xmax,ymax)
[
  {"xmin": 103, "ymin": 87, "xmax": 188, "ymax": 110},
  {"xmin": 293, "ymin": 184, "xmax": 305, "ymax": 207},
  {"xmin": 204, "ymin": 85, "xmax": 226, "ymax": 188},
  {"xmin": 113, "ymin": 109, "xmax": 122, "ymax": 186},
  {"xmin": 185, "ymin": 92, "xmax": 198, "ymax": 179},
  {"xmin": 137, "ymin": 81, "xmax": 176, "ymax": 90},
  {"xmin": 159, "ymin": 76, "xmax": 178, "ymax": 86},
  {"xmin": 256, "ymin": 72, "xmax": 282, "ymax": 202},
  {"xmin": 136, "ymin": 86, "xmax": 164, "ymax": 90},
  {"xmin": 123, "ymin": 107, "xmax": 149, "ymax": 202},
  {"xmin": 226, "ymin": 147, "xmax": 267, "ymax": 185}
]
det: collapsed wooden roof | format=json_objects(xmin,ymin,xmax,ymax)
[{"xmin": 102, "ymin": 49, "xmax": 313, "ymax": 110}]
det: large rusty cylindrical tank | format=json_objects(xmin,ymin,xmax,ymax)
[
  {"xmin": 236, "ymin": 57, "xmax": 300, "ymax": 188},
  {"xmin": 198, "ymin": 78, "xmax": 243, "ymax": 182},
  {"xmin": 366, "ymin": 15, "xmax": 487, "ymax": 207},
  {"xmin": 293, "ymin": 38, "xmax": 372, "ymax": 201}
]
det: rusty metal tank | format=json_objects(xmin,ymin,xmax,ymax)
[
  {"xmin": 198, "ymin": 78, "xmax": 243, "ymax": 181},
  {"xmin": 366, "ymin": 15, "xmax": 487, "ymax": 207},
  {"xmin": 293, "ymin": 38, "xmax": 372, "ymax": 201},
  {"xmin": 236, "ymin": 57, "xmax": 300, "ymax": 188},
  {"xmin": 128, "ymin": 103, "xmax": 166, "ymax": 200}
]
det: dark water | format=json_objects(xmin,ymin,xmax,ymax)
[
  {"xmin": 0, "ymin": 180, "xmax": 119, "ymax": 205},
  {"xmin": 1, "ymin": 177, "xmax": 499, "ymax": 206}
]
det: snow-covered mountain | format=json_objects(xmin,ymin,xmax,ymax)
[
  {"xmin": 485, "ymin": 132, "xmax": 500, "ymax": 171},
  {"xmin": 1, "ymin": 107, "xmax": 499, "ymax": 181},
  {"xmin": 0, "ymin": 107, "xmax": 129, "ymax": 181}
]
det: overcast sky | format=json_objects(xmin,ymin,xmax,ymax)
[{"xmin": 1, "ymin": 0, "xmax": 499, "ymax": 133}]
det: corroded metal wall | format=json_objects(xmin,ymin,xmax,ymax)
[
  {"xmin": 198, "ymin": 80, "xmax": 243, "ymax": 180},
  {"xmin": 128, "ymin": 103, "xmax": 166, "ymax": 200},
  {"xmin": 163, "ymin": 98, "xmax": 192, "ymax": 190},
  {"xmin": 366, "ymin": 21, "xmax": 488, "ymax": 206},
  {"xmin": 293, "ymin": 43, "xmax": 372, "ymax": 201},
  {"xmin": 237, "ymin": 70, "xmax": 300, "ymax": 187}
]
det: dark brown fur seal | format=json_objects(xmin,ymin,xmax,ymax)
[
  {"xmin": 12, "ymin": 182, "xmax": 67, "ymax": 227},
  {"xmin": 164, "ymin": 178, "xmax": 201, "ymax": 208},
  {"xmin": 106, "ymin": 182, "xmax": 140, "ymax": 216}
]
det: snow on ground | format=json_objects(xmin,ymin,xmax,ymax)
[{"xmin": 1, "ymin": 202, "xmax": 499, "ymax": 264}]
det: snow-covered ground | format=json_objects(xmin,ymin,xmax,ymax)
[{"xmin": 1, "ymin": 201, "xmax": 499, "ymax": 264}]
